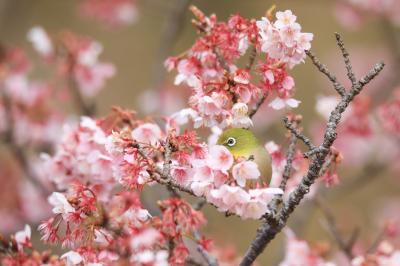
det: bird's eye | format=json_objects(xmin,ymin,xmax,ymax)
[{"xmin": 226, "ymin": 137, "xmax": 236, "ymax": 147}]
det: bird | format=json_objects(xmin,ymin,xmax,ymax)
[{"xmin": 217, "ymin": 127, "xmax": 272, "ymax": 185}]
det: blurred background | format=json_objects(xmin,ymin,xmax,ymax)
[{"xmin": 0, "ymin": 0, "xmax": 399, "ymax": 264}]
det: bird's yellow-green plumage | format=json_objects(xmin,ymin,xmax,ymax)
[{"xmin": 217, "ymin": 128, "xmax": 272, "ymax": 184}]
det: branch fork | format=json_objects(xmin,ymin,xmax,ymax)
[{"xmin": 239, "ymin": 33, "xmax": 385, "ymax": 266}]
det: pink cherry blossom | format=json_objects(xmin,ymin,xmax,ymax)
[
  {"xmin": 15, "ymin": 225, "xmax": 31, "ymax": 250},
  {"xmin": 131, "ymin": 123, "xmax": 163, "ymax": 145},
  {"xmin": 61, "ymin": 251, "xmax": 83, "ymax": 266},
  {"xmin": 174, "ymin": 58, "xmax": 201, "ymax": 88},
  {"xmin": 27, "ymin": 26, "xmax": 53, "ymax": 58},
  {"xmin": 239, "ymin": 199, "xmax": 268, "ymax": 219},
  {"xmin": 269, "ymin": 97, "xmax": 301, "ymax": 110},
  {"xmin": 279, "ymin": 229, "xmax": 335, "ymax": 266},
  {"xmin": 275, "ymin": 10, "xmax": 297, "ymax": 29},
  {"xmin": 79, "ymin": 0, "xmax": 138, "ymax": 27},
  {"xmin": 232, "ymin": 161, "xmax": 260, "ymax": 187},
  {"xmin": 231, "ymin": 102, "xmax": 253, "ymax": 128},
  {"xmin": 335, "ymin": 0, "xmax": 400, "ymax": 29},
  {"xmin": 207, "ymin": 145, "xmax": 234, "ymax": 171},
  {"xmin": 74, "ymin": 63, "xmax": 116, "ymax": 98},
  {"xmin": 257, "ymin": 12, "xmax": 313, "ymax": 68},
  {"xmin": 48, "ymin": 192, "xmax": 75, "ymax": 218},
  {"xmin": 209, "ymin": 185, "xmax": 249, "ymax": 212}
]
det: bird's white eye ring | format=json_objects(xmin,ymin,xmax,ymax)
[{"xmin": 226, "ymin": 137, "xmax": 236, "ymax": 147}]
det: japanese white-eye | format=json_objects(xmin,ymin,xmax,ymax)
[{"xmin": 217, "ymin": 128, "xmax": 272, "ymax": 183}]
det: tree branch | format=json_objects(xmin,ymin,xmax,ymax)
[
  {"xmin": 66, "ymin": 53, "xmax": 97, "ymax": 117},
  {"xmin": 268, "ymin": 124, "xmax": 298, "ymax": 212},
  {"xmin": 193, "ymin": 231, "xmax": 219, "ymax": 266},
  {"xmin": 279, "ymin": 134, "xmax": 297, "ymax": 193},
  {"xmin": 239, "ymin": 33, "xmax": 385, "ymax": 266},
  {"xmin": 283, "ymin": 117, "xmax": 316, "ymax": 151},
  {"xmin": 245, "ymin": 44, "xmax": 257, "ymax": 71},
  {"xmin": 315, "ymin": 196, "xmax": 356, "ymax": 260},
  {"xmin": 249, "ymin": 92, "xmax": 268, "ymax": 118},
  {"xmin": 306, "ymin": 50, "xmax": 346, "ymax": 97},
  {"xmin": 335, "ymin": 33, "xmax": 357, "ymax": 86}
]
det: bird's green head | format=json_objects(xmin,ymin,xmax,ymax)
[{"xmin": 217, "ymin": 128, "xmax": 260, "ymax": 157}]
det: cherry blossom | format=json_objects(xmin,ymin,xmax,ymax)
[
  {"xmin": 48, "ymin": 192, "xmax": 75, "ymax": 218},
  {"xmin": 231, "ymin": 102, "xmax": 253, "ymax": 128},
  {"xmin": 61, "ymin": 251, "xmax": 83, "ymax": 266},
  {"xmin": 131, "ymin": 123, "xmax": 163, "ymax": 145},
  {"xmin": 27, "ymin": 26, "xmax": 53, "ymax": 58},
  {"xmin": 352, "ymin": 241, "xmax": 400, "ymax": 266},
  {"xmin": 279, "ymin": 229, "xmax": 335, "ymax": 266},
  {"xmin": 27, "ymin": 29, "xmax": 116, "ymax": 99},
  {"xmin": 257, "ymin": 10, "xmax": 313, "ymax": 68},
  {"xmin": 166, "ymin": 7, "xmax": 312, "ymax": 129},
  {"xmin": 40, "ymin": 117, "xmax": 114, "ymax": 197},
  {"xmin": 14, "ymin": 225, "xmax": 31, "ymax": 250},
  {"xmin": 0, "ymin": 46, "xmax": 64, "ymax": 147},
  {"xmin": 335, "ymin": 0, "xmax": 400, "ymax": 29},
  {"xmin": 232, "ymin": 160, "xmax": 260, "ymax": 187},
  {"xmin": 207, "ymin": 145, "xmax": 234, "ymax": 171},
  {"xmin": 79, "ymin": 0, "xmax": 138, "ymax": 27}
]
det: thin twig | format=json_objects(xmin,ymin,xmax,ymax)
[
  {"xmin": 152, "ymin": 170, "xmax": 197, "ymax": 196},
  {"xmin": 162, "ymin": 139, "xmax": 181, "ymax": 197},
  {"xmin": 279, "ymin": 134, "xmax": 297, "ymax": 192},
  {"xmin": 193, "ymin": 231, "xmax": 219, "ymax": 266},
  {"xmin": 249, "ymin": 92, "xmax": 268, "ymax": 118},
  {"xmin": 315, "ymin": 196, "xmax": 355, "ymax": 260},
  {"xmin": 283, "ymin": 117, "xmax": 316, "ymax": 151},
  {"xmin": 192, "ymin": 199, "xmax": 207, "ymax": 210},
  {"xmin": 335, "ymin": 33, "xmax": 357, "ymax": 86},
  {"xmin": 69, "ymin": 77, "xmax": 96, "ymax": 116},
  {"xmin": 306, "ymin": 50, "xmax": 346, "ymax": 97},
  {"xmin": 213, "ymin": 47, "xmax": 230, "ymax": 73},
  {"xmin": 186, "ymin": 257, "xmax": 205, "ymax": 266},
  {"xmin": 66, "ymin": 54, "xmax": 96, "ymax": 116},
  {"xmin": 366, "ymin": 229, "xmax": 385, "ymax": 254},
  {"xmin": 162, "ymin": 139, "xmax": 172, "ymax": 178},
  {"xmin": 318, "ymin": 151, "xmax": 335, "ymax": 177},
  {"xmin": 239, "ymin": 33, "xmax": 385, "ymax": 266},
  {"xmin": 267, "ymin": 128, "xmax": 298, "ymax": 212},
  {"xmin": 245, "ymin": 44, "xmax": 257, "ymax": 71}
]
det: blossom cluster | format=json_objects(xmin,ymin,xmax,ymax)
[
  {"xmin": 335, "ymin": 0, "xmax": 400, "ymax": 29},
  {"xmin": 104, "ymin": 112, "xmax": 283, "ymax": 219},
  {"xmin": 0, "ymin": 46, "xmax": 63, "ymax": 146},
  {"xmin": 188, "ymin": 145, "xmax": 283, "ymax": 219},
  {"xmin": 0, "ymin": 26, "xmax": 117, "ymax": 234},
  {"xmin": 40, "ymin": 117, "xmax": 114, "ymax": 199},
  {"xmin": 30, "ymin": 115, "xmax": 209, "ymax": 265},
  {"xmin": 166, "ymin": 8, "xmax": 313, "ymax": 129},
  {"xmin": 78, "ymin": 0, "xmax": 138, "ymax": 27},
  {"xmin": 280, "ymin": 223, "xmax": 400, "ymax": 266},
  {"xmin": 279, "ymin": 229, "xmax": 335, "ymax": 266},
  {"xmin": 28, "ymin": 27, "xmax": 116, "ymax": 98}
]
